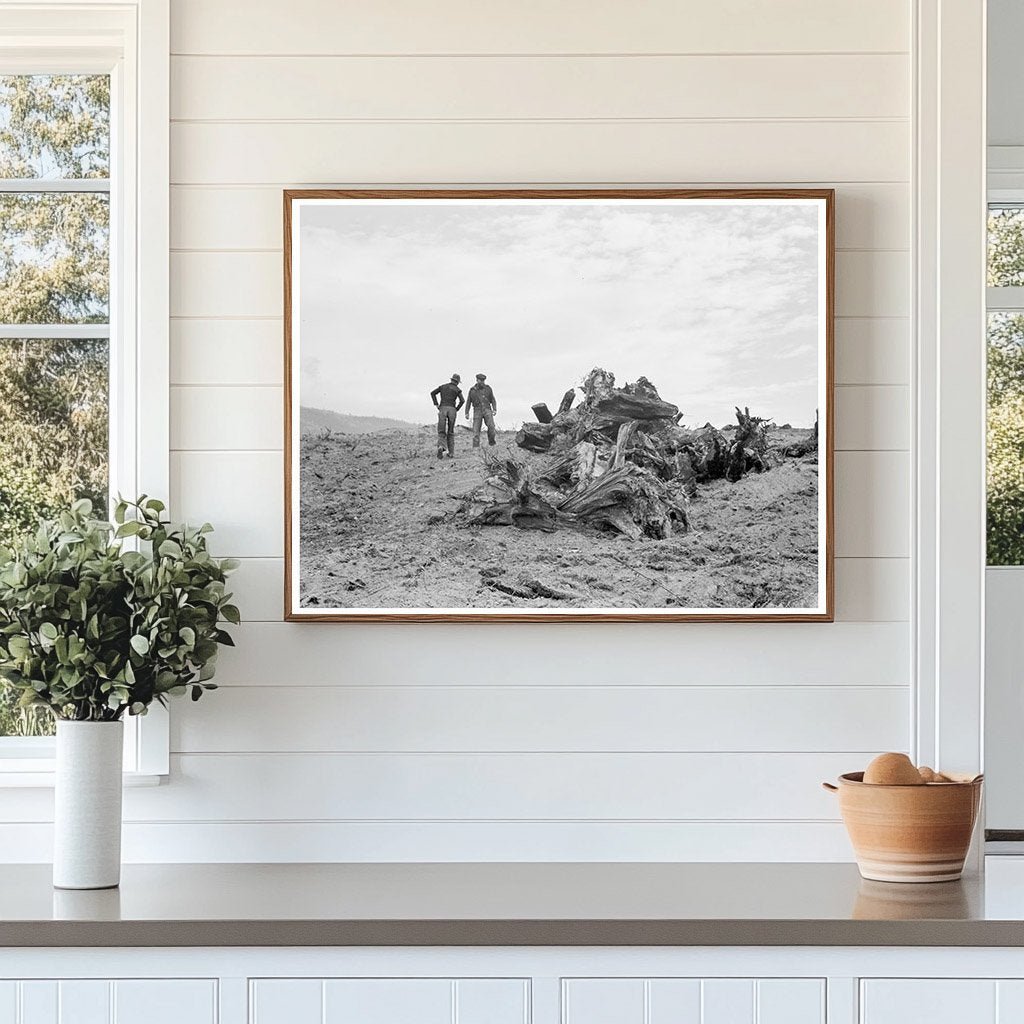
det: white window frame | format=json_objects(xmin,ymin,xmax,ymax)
[{"xmin": 0, "ymin": 0, "xmax": 169, "ymax": 784}]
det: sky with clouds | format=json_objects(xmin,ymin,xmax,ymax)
[{"xmin": 296, "ymin": 199, "xmax": 823, "ymax": 429}]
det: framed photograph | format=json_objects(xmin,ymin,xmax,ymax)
[{"xmin": 284, "ymin": 189, "xmax": 834, "ymax": 622}]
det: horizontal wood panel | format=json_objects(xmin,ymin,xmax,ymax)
[
  {"xmin": 170, "ymin": 183, "xmax": 909, "ymax": 251},
  {"xmin": 170, "ymin": 121, "xmax": 909, "ymax": 185},
  {"xmin": 835, "ymin": 250, "xmax": 909, "ymax": 318},
  {"xmin": 170, "ymin": 250, "xmax": 908, "ymax": 320},
  {"xmin": 170, "ymin": 319, "xmax": 283, "ymax": 385},
  {"xmin": 834, "ymin": 385, "xmax": 909, "ymax": 450},
  {"xmin": 834, "ymin": 451, "xmax": 909, "ymax": 558},
  {"xmin": 169, "ymin": 384, "xmax": 905, "ymax": 453},
  {"xmin": 167, "ymin": 315, "xmax": 911, "ymax": 388},
  {"xmin": 171, "ymin": 54, "xmax": 909, "ymax": 121},
  {"xmin": 210, "ymin": 621, "xmax": 909, "ymax": 686},
  {"xmin": 170, "ymin": 0, "xmax": 910, "ymax": 56},
  {"xmin": 170, "ymin": 684, "xmax": 909, "ymax": 753},
  {"xmin": 0, "ymin": 820, "xmax": 855, "ymax": 861},
  {"xmin": 834, "ymin": 318, "xmax": 909, "ymax": 385},
  {"xmin": 170, "ymin": 451, "xmax": 283, "ymax": 557},
  {"xmin": 119, "ymin": 752, "xmax": 864, "ymax": 820},
  {"xmin": 226, "ymin": 556, "xmax": 909, "ymax": 624},
  {"xmin": 833, "ymin": 558, "xmax": 909, "ymax": 621},
  {"xmin": 171, "ymin": 385, "xmax": 281, "ymax": 450}
]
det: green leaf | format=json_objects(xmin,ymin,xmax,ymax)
[
  {"xmin": 130, "ymin": 634, "xmax": 150, "ymax": 656},
  {"xmin": 220, "ymin": 604, "xmax": 241, "ymax": 625},
  {"xmin": 39, "ymin": 622, "xmax": 58, "ymax": 641},
  {"xmin": 158, "ymin": 539, "xmax": 183, "ymax": 559}
]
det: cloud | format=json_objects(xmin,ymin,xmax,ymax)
[{"xmin": 296, "ymin": 199, "xmax": 822, "ymax": 428}]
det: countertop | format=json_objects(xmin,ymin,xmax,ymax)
[{"xmin": 5, "ymin": 861, "xmax": 1024, "ymax": 947}]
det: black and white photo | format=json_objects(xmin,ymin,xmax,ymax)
[{"xmin": 285, "ymin": 190, "xmax": 834, "ymax": 621}]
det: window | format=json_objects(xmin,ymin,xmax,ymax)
[
  {"xmin": 987, "ymin": 205, "xmax": 1024, "ymax": 565},
  {"xmin": 0, "ymin": 74, "xmax": 112, "ymax": 738},
  {"xmin": 0, "ymin": 3, "xmax": 169, "ymax": 778}
]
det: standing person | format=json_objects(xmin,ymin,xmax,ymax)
[
  {"xmin": 430, "ymin": 373, "xmax": 464, "ymax": 459},
  {"xmin": 465, "ymin": 373, "xmax": 498, "ymax": 448}
]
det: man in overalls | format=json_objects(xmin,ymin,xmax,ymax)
[
  {"xmin": 465, "ymin": 373, "xmax": 498, "ymax": 448},
  {"xmin": 430, "ymin": 373, "xmax": 464, "ymax": 459}
]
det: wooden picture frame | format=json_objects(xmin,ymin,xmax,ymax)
[{"xmin": 284, "ymin": 188, "xmax": 834, "ymax": 622}]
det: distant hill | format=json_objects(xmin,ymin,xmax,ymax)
[{"xmin": 300, "ymin": 407, "xmax": 422, "ymax": 436}]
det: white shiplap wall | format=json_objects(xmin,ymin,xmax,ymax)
[{"xmin": 2, "ymin": 0, "xmax": 915, "ymax": 862}]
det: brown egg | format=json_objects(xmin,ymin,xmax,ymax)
[{"xmin": 863, "ymin": 752, "xmax": 925, "ymax": 786}]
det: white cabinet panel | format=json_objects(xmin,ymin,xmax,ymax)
[
  {"xmin": 250, "ymin": 980, "xmax": 321, "ymax": 1024},
  {"xmin": 455, "ymin": 980, "xmax": 529, "ymax": 1024},
  {"xmin": 0, "ymin": 982, "xmax": 213, "ymax": 1024},
  {"xmin": 563, "ymin": 979, "xmax": 824, "ymax": 1024},
  {"xmin": 702, "ymin": 979, "xmax": 754, "ymax": 1024},
  {"xmin": 861, "ymin": 980, "xmax": 996, "ymax": 1023},
  {"xmin": 0, "ymin": 985, "xmax": 13, "ymax": 1024},
  {"xmin": 756, "ymin": 980, "xmax": 825, "ymax": 1024},
  {"xmin": 251, "ymin": 979, "xmax": 527, "ymax": 1024},
  {"xmin": 58, "ymin": 982, "xmax": 109, "ymax": 1024},
  {"xmin": 113, "ymin": 981, "xmax": 217, "ymax": 1024},
  {"xmin": 323, "ymin": 980, "xmax": 451, "ymax": 1024},
  {"xmin": 563, "ymin": 979, "xmax": 645, "ymax": 1024},
  {"xmin": 18, "ymin": 984, "xmax": 56, "ymax": 1024},
  {"xmin": 647, "ymin": 980, "xmax": 701, "ymax": 1022}
]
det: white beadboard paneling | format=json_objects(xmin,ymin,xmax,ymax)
[
  {"xmin": 563, "ymin": 980, "xmax": 643, "ymax": 1024},
  {"xmin": 171, "ymin": 684, "xmax": 909, "ymax": 754},
  {"xmin": 171, "ymin": 54, "xmax": 908, "ymax": 121},
  {"xmin": 170, "ymin": 319, "xmax": 282, "ymax": 386},
  {"xmin": 0, "ymin": 820, "xmax": 856, "ymax": 862},
  {"xmin": 250, "ymin": 980, "xmax": 322, "ymax": 1024},
  {"xmin": 756, "ymin": 980, "xmax": 825, "ymax": 1024},
  {"xmin": 834, "ymin": 558, "xmax": 909, "ymax": 622},
  {"xmin": 456, "ymin": 981, "xmax": 529, "ymax": 1024},
  {"xmin": 834, "ymin": 452, "xmax": 910, "ymax": 558},
  {"xmin": 113, "ymin": 981, "xmax": 218, "ymax": 1024},
  {"xmin": 124, "ymin": 752, "xmax": 862, "ymax": 821},
  {"xmin": 835, "ymin": 385, "xmax": 909, "ymax": 450},
  {"xmin": 20, "ymin": 982, "xmax": 57, "ymax": 1022},
  {"xmin": 648, "ymin": 980, "xmax": 702, "ymax": 1023},
  {"xmin": 171, "ymin": 385, "xmax": 282, "ymax": 450},
  {"xmin": 60, "ymin": 981, "xmax": 110, "ymax": 1023},
  {"xmin": 702, "ymin": 980, "xmax": 754, "ymax": 1024},
  {"xmin": 213, "ymin": 622, "xmax": 909, "ymax": 687},
  {"xmin": 170, "ymin": 183, "xmax": 910, "ymax": 252},
  {"xmin": 171, "ymin": 451, "xmax": 283, "ymax": 557},
  {"xmin": 171, "ymin": 252, "xmax": 280, "ymax": 317},
  {"xmin": 834, "ymin": 318, "xmax": 910, "ymax": 385},
  {"xmin": 228, "ymin": 556, "xmax": 909, "ymax": 624},
  {"xmin": 835, "ymin": 251, "xmax": 910, "ymax": 318},
  {"xmin": 170, "ymin": 121, "xmax": 909, "ymax": 186},
  {"xmin": 323, "ymin": 980, "xmax": 451, "ymax": 1024},
  {"xmin": 0, "ymin": 983, "xmax": 13, "ymax": 1024},
  {"xmin": 860, "ymin": 981, "xmax": 996, "ymax": 1024},
  {"xmin": 170, "ymin": 0, "xmax": 910, "ymax": 55},
  {"xmin": 997, "ymin": 981, "xmax": 1024, "ymax": 1022}
]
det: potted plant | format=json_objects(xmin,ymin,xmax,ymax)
[{"xmin": 0, "ymin": 497, "xmax": 239, "ymax": 889}]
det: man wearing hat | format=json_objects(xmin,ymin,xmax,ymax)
[
  {"xmin": 465, "ymin": 373, "xmax": 498, "ymax": 448},
  {"xmin": 430, "ymin": 373, "xmax": 464, "ymax": 459}
]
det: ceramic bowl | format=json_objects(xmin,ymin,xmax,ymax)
[{"xmin": 823, "ymin": 771, "xmax": 983, "ymax": 883}]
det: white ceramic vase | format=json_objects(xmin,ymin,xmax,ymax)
[{"xmin": 53, "ymin": 720, "xmax": 124, "ymax": 890}]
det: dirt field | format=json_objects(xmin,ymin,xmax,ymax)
[{"xmin": 297, "ymin": 424, "xmax": 820, "ymax": 611}]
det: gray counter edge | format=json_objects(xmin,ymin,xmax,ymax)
[{"xmin": 3, "ymin": 919, "xmax": 1024, "ymax": 948}]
